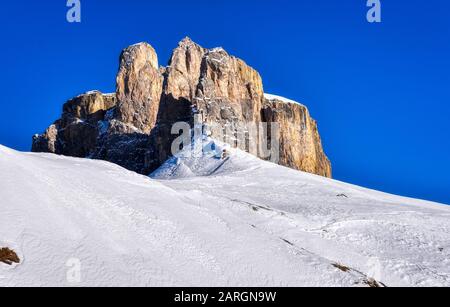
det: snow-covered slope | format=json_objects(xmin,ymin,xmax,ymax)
[{"xmin": 1, "ymin": 144, "xmax": 449, "ymax": 287}]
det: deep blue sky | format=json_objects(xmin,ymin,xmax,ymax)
[{"xmin": 0, "ymin": 1, "xmax": 449, "ymax": 204}]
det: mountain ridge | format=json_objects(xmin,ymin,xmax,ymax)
[{"xmin": 32, "ymin": 38, "xmax": 331, "ymax": 178}]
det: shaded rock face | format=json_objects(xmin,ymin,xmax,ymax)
[
  {"xmin": 93, "ymin": 120, "xmax": 152, "ymax": 175},
  {"xmin": 32, "ymin": 91, "xmax": 117, "ymax": 158},
  {"xmin": 146, "ymin": 38, "xmax": 208, "ymax": 171},
  {"xmin": 32, "ymin": 38, "xmax": 332, "ymax": 177}
]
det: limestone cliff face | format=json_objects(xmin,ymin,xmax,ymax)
[
  {"xmin": 153, "ymin": 38, "xmax": 266, "ymax": 165},
  {"xmin": 262, "ymin": 98, "xmax": 332, "ymax": 178},
  {"xmin": 194, "ymin": 47, "xmax": 264, "ymax": 152},
  {"xmin": 147, "ymin": 38, "xmax": 208, "ymax": 169},
  {"xmin": 32, "ymin": 38, "xmax": 332, "ymax": 177},
  {"xmin": 164, "ymin": 37, "xmax": 207, "ymax": 101},
  {"xmin": 116, "ymin": 43, "xmax": 163, "ymax": 134},
  {"xmin": 32, "ymin": 124, "xmax": 60, "ymax": 154}
]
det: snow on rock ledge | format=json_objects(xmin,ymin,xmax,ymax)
[{"xmin": 264, "ymin": 93, "xmax": 305, "ymax": 106}]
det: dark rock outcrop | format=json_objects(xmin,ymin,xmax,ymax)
[
  {"xmin": 32, "ymin": 38, "xmax": 332, "ymax": 177},
  {"xmin": 32, "ymin": 91, "xmax": 116, "ymax": 158},
  {"xmin": 0, "ymin": 247, "xmax": 20, "ymax": 265}
]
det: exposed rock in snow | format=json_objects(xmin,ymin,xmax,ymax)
[
  {"xmin": 31, "ymin": 38, "xmax": 331, "ymax": 177},
  {"xmin": 1, "ymin": 144, "xmax": 449, "ymax": 287},
  {"xmin": 0, "ymin": 248, "xmax": 20, "ymax": 266}
]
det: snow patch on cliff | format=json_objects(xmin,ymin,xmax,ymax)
[{"xmin": 265, "ymin": 93, "xmax": 304, "ymax": 106}]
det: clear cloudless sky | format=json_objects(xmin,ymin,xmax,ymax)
[{"xmin": 0, "ymin": 0, "xmax": 449, "ymax": 204}]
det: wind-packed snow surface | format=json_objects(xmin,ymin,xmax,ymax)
[{"xmin": 1, "ymin": 143, "xmax": 449, "ymax": 287}]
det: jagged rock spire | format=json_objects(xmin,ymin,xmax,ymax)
[
  {"xmin": 163, "ymin": 37, "xmax": 207, "ymax": 101},
  {"xmin": 116, "ymin": 42, "xmax": 163, "ymax": 133}
]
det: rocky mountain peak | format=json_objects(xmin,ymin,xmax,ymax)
[
  {"xmin": 165, "ymin": 37, "xmax": 207, "ymax": 101},
  {"xmin": 32, "ymin": 38, "xmax": 332, "ymax": 178},
  {"xmin": 177, "ymin": 36, "xmax": 197, "ymax": 48},
  {"xmin": 120, "ymin": 42, "xmax": 159, "ymax": 70}
]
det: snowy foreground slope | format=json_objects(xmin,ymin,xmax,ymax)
[{"xmin": 1, "ymin": 144, "xmax": 449, "ymax": 287}]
